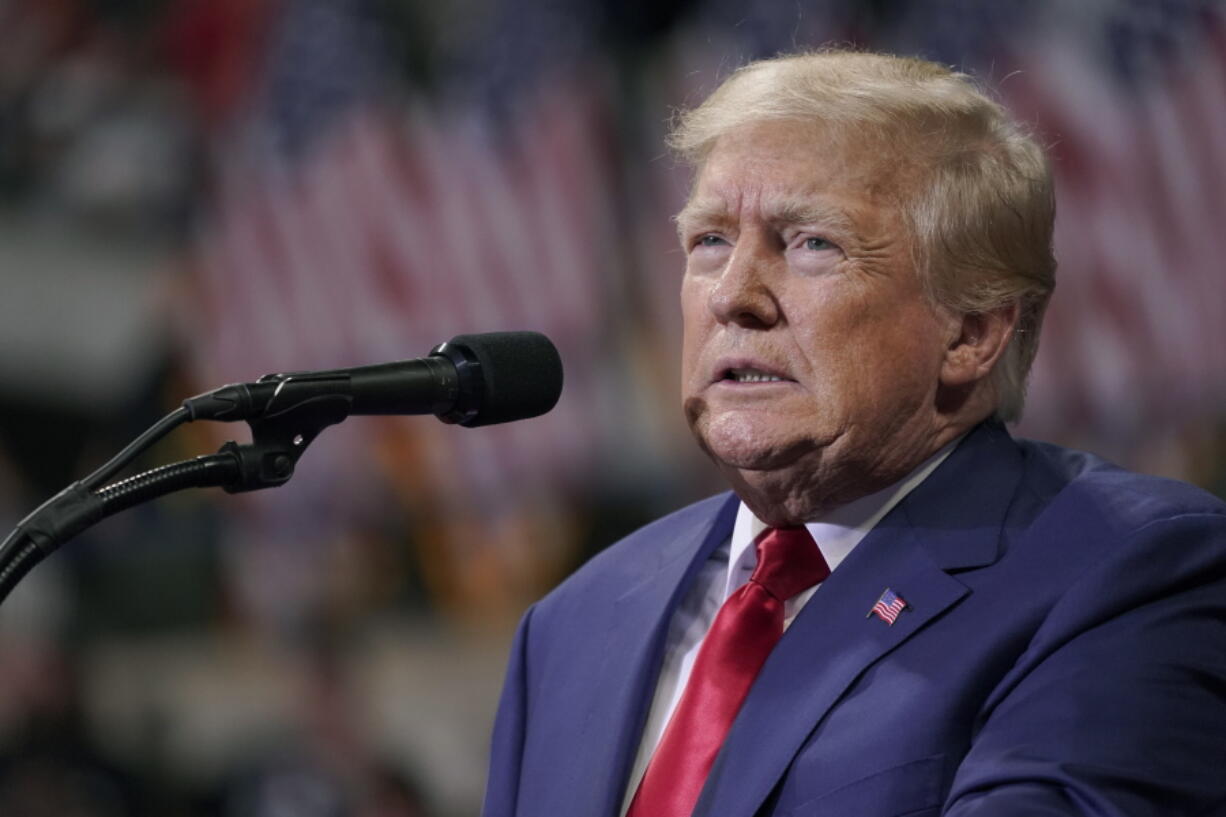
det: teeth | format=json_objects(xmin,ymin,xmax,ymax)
[{"xmin": 729, "ymin": 368, "xmax": 785, "ymax": 383}]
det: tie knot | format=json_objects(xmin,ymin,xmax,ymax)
[{"xmin": 750, "ymin": 526, "xmax": 830, "ymax": 601}]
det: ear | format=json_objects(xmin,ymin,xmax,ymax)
[{"xmin": 940, "ymin": 302, "xmax": 1020, "ymax": 388}]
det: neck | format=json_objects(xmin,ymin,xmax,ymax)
[{"xmin": 724, "ymin": 417, "xmax": 979, "ymax": 526}]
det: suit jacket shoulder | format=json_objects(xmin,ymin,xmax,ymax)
[
  {"xmin": 1015, "ymin": 435, "xmax": 1226, "ymax": 533},
  {"xmin": 535, "ymin": 491, "xmax": 736, "ymax": 616},
  {"xmin": 483, "ymin": 491, "xmax": 739, "ymax": 817}
]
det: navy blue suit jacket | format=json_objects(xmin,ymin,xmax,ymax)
[{"xmin": 483, "ymin": 423, "xmax": 1226, "ymax": 816}]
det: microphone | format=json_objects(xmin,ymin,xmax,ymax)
[{"xmin": 182, "ymin": 331, "xmax": 563, "ymax": 428}]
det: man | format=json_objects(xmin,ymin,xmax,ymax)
[{"xmin": 483, "ymin": 50, "xmax": 1226, "ymax": 817}]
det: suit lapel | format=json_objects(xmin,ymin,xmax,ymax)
[
  {"xmin": 693, "ymin": 422, "xmax": 1025, "ymax": 817},
  {"xmin": 566, "ymin": 494, "xmax": 740, "ymax": 817}
]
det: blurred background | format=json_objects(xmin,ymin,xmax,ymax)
[{"xmin": 0, "ymin": 0, "xmax": 1223, "ymax": 814}]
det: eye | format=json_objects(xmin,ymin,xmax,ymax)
[
  {"xmin": 697, "ymin": 234, "xmax": 727, "ymax": 248},
  {"xmin": 803, "ymin": 236, "xmax": 834, "ymax": 251}
]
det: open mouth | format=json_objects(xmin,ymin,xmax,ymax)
[{"xmin": 722, "ymin": 367, "xmax": 791, "ymax": 384}]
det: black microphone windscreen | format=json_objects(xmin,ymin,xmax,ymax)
[{"xmin": 447, "ymin": 331, "xmax": 563, "ymax": 427}]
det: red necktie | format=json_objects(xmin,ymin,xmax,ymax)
[{"xmin": 626, "ymin": 526, "xmax": 831, "ymax": 817}]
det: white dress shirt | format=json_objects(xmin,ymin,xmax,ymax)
[{"xmin": 618, "ymin": 441, "xmax": 958, "ymax": 815}]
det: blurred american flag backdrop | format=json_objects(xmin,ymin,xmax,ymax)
[
  {"xmin": 0, "ymin": 0, "xmax": 1223, "ymax": 814},
  {"xmin": 173, "ymin": 0, "xmax": 622, "ymax": 631}
]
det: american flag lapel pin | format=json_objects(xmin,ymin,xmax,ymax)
[{"xmin": 867, "ymin": 588, "xmax": 910, "ymax": 626}]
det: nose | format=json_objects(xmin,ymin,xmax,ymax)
[{"xmin": 708, "ymin": 239, "xmax": 780, "ymax": 328}]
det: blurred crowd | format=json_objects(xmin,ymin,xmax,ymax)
[{"xmin": 0, "ymin": 0, "xmax": 1224, "ymax": 814}]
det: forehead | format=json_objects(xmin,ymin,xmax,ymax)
[{"xmin": 681, "ymin": 119, "xmax": 912, "ymax": 228}]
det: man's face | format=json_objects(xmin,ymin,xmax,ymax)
[{"xmin": 678, "ymin": 119, "xmax": 957, "ymax": 520}]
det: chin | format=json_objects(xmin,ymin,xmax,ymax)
[{"xmin": 693, "ymin": 421, "xmax": 813, "ymax": 473}]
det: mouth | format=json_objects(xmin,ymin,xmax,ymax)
[{"xmin": 715, "ymin": 363, "xmax": 795, "ymax": 385}]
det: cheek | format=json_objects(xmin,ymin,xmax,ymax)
[
  {"xmin": 790, "ymin": 291, "xmax": 944, "ymax": 392},
  {"xmin": 679, "ymin": 278, "xmax": 712, "ymax": 377},
  {"xmin": 848, "ymin": 307, "xmax": 947, "ymax": 395},
  {"xmin": 680, "ymin": 272, "xmax": 709, "ymax": 318}
]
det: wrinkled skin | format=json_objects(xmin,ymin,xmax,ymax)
[{"xmin": 678, "ymin": 120, "xmax": 1015, "ymax": 525}]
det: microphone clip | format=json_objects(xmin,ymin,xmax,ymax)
[{"xmin": 218, "ymin": 393, "xmax": 351, "ymax": 493}]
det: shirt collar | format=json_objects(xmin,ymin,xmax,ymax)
[{"xmin": 724, "ymin": 437, "xmax": 961, "ymax": 601}]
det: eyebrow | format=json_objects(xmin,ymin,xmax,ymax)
[
  {"xmin": 674, "ymin": 198, "xmax": 732, "ymax": 239},
  {"xmin": 675, "ymin": 195, "xmax": 857, "ymax": 239},
  {"xmin": 770, "ymin": 197, "xmax": 857, "ymax": 235}
]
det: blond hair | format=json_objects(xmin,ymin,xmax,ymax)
[{"xmin": 669, "ymin": 50, "xmax": 1055, "ymax": 422}]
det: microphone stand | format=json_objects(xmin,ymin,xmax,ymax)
[{"xmin": 0, "ymin": 394, "xmax": 353, "ymax": 606}]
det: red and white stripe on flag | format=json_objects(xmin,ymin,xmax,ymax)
[
  {"xmin": 1005, "ymin": 7, "xmax": 1226, "ymax": 439},
  {"xmin": 184, "ymin": 73, "xmax": 616, "ymax": 512}
]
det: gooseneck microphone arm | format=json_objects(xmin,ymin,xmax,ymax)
[{"xmin": 0, "ymin": 331, "xmax": 563, "ymax": 607}]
